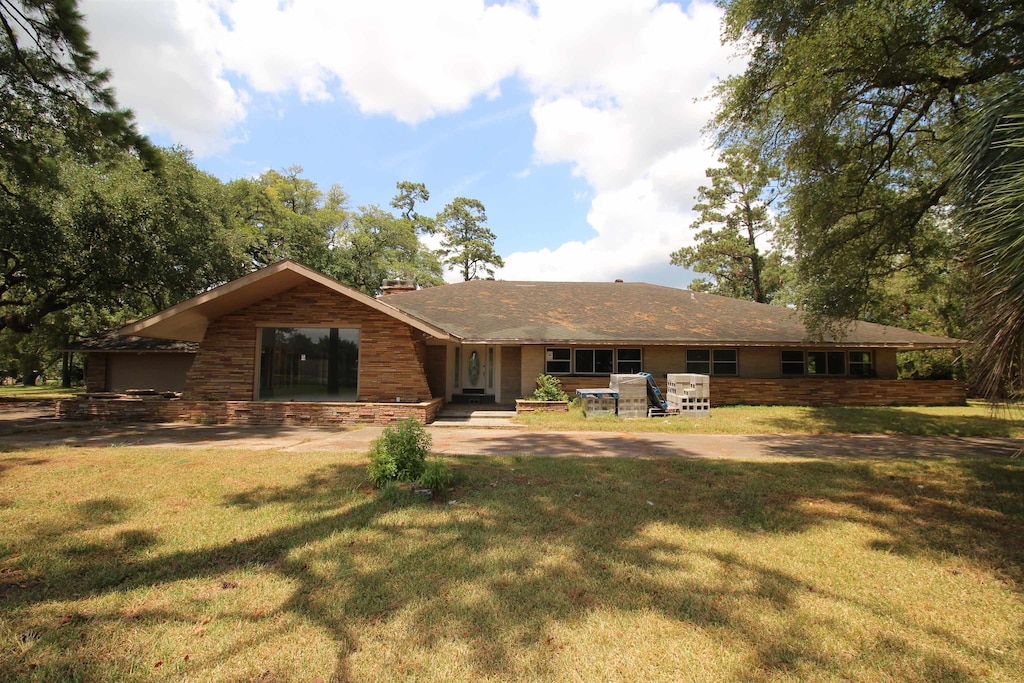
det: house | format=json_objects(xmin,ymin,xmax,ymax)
[{"xmin": 60, "ymin": 260, "xmax": 966, "ymax": 424}]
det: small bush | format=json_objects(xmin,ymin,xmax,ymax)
[
  {"xmin": 367, "ymin": 418, "xmax": 432, "ymax": 488},
  {"xmin": 419, "ymin": 460, "xmax": 453, "ymax": 494},
  {"xmin": 531, "ymin": 373, "xmax": 569, "ymax": 401}
]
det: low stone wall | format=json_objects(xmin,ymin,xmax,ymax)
[
  {"xmin": 708, "ymin": 378, "xmax": 966, "ymax": 407},
  {"xmin": 56, "ymin": 397, "xmax": 446, "ymax": 426},
  {"xmin": 515, "ymin": 400, "xmax": 569, "ymax": 413}
]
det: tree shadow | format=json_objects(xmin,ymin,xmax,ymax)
[
  {"xmin": 764, "ymin": 405, "xmax": 1024, "ymax": 438},
  {"xmin": 1, "ymin": 452, "xmax": 1021, "ymax": 680}
]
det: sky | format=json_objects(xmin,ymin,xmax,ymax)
[{"xmin": 79, "ymin": 0, "xmax": 741, "ymax": 287}]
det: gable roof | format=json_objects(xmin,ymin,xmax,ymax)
[
  {"xmin": 384, "ymin": 279, "xmax": 964, "ymax": 349},
  {"xmin": 119, "ymin": 260, "xmax": 453, "ymax": 342}
]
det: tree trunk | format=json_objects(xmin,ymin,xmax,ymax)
[{"xmin": 62, "ymin": 351, "xmax": 72, "ymax": 388}]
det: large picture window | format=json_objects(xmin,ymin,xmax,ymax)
[{"xmin": 259, "ymin": 327, "xmax": 359, "ymax": 401}]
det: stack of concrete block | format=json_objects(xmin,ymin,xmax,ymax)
[
  {"xmin": 667, "ymin": 373, "xmax": 710, "ymax": 417},
  {"xmin": 576, "ymin": 389, "xmax": 617, "ymax": 417},
  {"xmin": 610, "ymin": 374, "xmax": 648, "ymax": 418}
]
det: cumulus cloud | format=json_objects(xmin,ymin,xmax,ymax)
[
  {"xmin": 80, "ymin": 0, "xmax": 740, "ymax": 285},
  {"xmin": 81, "ymin": 0, "xmax": 247, "ymax": 155}
]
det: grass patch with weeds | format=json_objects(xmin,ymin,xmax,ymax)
[
  {"xmin": 517, "ymin": 400, "xmax": 1024, "ymax": 437},
  {"xmin": 1, "ymin": 445, "xmax": 1023, "ymax": 681}
]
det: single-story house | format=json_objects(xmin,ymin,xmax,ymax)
[{"xmin": 61, "ymin": 259, "xmax": 966, "ymax": 424}]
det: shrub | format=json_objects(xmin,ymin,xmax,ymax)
[
  {"xmin": 367, "ymin": 418, "xmax": 432, "ymax": 488},
  {"xmin": 531, "ymin": 373, "xmax": 569, "ymax": 401},
  {"xmin": 419, "ymin": 460, "xmax": 453, "ymax": 494}
]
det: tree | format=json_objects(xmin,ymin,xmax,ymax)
[
  {"xmin": 0, "ymin": 0, "xmax": 155, "ymax": 190},
  {"xmin": 390, "ymin": 181, "xmax": 435, "ymax": 235},
  {"xmin": 1, "ymin": 0, "xmax": 167, "ymax": 337},
  {"xmin": 436, "ymin": 197, "xmax": 504, "ymax": 281},
  {"xmin": 330, "ymin": 205, "xmax": 443, "ymax": 296},
  {"xmin": 951, "ymin": 87, "xmax": 1024, "ymax": 398},
  {"xmin": 1, "ymin": 146, "xmax": 245, "ymax": 335},
  {"xmin": 671, "ymin": 141, "xmax": 789, "ymax": 304},
  {"xmin": 226, "ymin": 167, "xmax": 349, "ymax": 272},
  {"xmin": 712, "ymin": 0, "xmax": 1024, "ymax": 326}
]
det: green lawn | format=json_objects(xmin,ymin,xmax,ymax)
[
  {"xmin": 1, "ymin": 444, "xmax": 1022, "ymax": 681},
  {"xmin": 0, "ymin": 384, "xmax": 82, "ymax": 401},
  {"xmin": 517, "ymin": 401, "xmax": 1024, "ymax": 437}
]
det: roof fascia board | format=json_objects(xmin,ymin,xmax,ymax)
[{"xmin": 452, "ymin": 338, "xmax": 965, "ymax": 349}]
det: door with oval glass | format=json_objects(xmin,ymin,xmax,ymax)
[{"xmin": 456, "ymin": 345, "xmax": 497, "ymax": 402}]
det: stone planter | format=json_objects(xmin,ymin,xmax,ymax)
[{"xmin": 515, "ymin": 399, "xmax": 569, "ymax": 414}]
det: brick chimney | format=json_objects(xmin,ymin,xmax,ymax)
[{"xmin": 381, "ymin": 278, "xmax": 417, "ymax": 295}]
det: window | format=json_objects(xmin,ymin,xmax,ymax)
[
  {"xmin": 617, "ymin": 348, "xmax": 642, "ymax": 374},
  {"xmin": 545, "ymin": 347, "xmax": 571, "ymax": 374},
  {"xmin": 781, "ymin": 350, "xmax": 805, "ymax": 376},
  {"xmin": 575, "ymin": 348, "xmax": 614, "ymax": 374},
  {"xmin": 849, "ymin": 351, "xmax": 874, "ymax": 377},
  {"xmin": 783, "ymin": 349, "xmax": 873, "ymax": 377},
  {"xmin": 712, "ymin": 349, "xmax": 738, "ymax": 376},
  {"xmin": 686, "ymin": 349, "xmax": 711, "ymax": 374},
  {"xmin": 806, "ymin": 351, "xmax": 845, "ymax": 375},
  {"xmin": 259, "ymin": 327, "xmax": 359, "ymax": 401},
  {"xmin": 686, "ymin": 349, "xmax": 737, "ymax": 375}
]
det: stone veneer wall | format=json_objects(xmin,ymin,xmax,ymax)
[
  {"xmin": 57, "ymin": 397, "xmax": 445, "ymax": 426},
  {"xmin": 536, "ymin": 375, "xmax": 964, "ymax": 407},
  {"xmin": 183, "ymin": 282, "xmax": 434, "ymax": 402}
]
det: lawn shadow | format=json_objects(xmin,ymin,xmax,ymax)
[
  {"xmin": 764, "ymin": 405, "xmax": 1024, "ymax": 437},
  {"xmin": 2, "ymin": 452, "xmax": 1022, "ymax": 680}
]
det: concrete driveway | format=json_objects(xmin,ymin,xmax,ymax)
[{"xmin": 2, "ymin": 418, "xmax": 1021, "ymax": 461}]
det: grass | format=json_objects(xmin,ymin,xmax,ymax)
[
  {"xmin": 1, "ymin": 444, "xmax": 1023, "ymax": 681},
  {"xmin": 0, "ymin": 384, "xmax": 82, "ymax": 401},
  {"xmin": 516, "ymin": 400, "xmax": 1024, "ymax": 437}
]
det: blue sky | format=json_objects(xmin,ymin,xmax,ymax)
[{"xmin": 81, "ymin": 0, "xmax": 740, "ymax": 287}]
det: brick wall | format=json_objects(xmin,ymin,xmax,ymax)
[
  {"xmin": 183, "ymin": 282, "xmax": 433, "ymax": 402},
  {"xmin": 708, "ymin": 378, "xmax": 965, "ymax": 407},
  {"xmin": 57, "ymin": 397, "xmax": 445, "ymax": 426},
  {"xmin": 525, "ymin": 372, "xmax": 964, "ymax": 407}
]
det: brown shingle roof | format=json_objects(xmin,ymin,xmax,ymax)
[
  {"xmin": 66, "ymin": 330, "xmax": 198, "ymax": 353},
  {"xmin": 385, "ymin": 280, "xmax": 963, "ymax": 349}
]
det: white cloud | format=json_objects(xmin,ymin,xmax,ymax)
[
  {"xmin": 81, "ymin": 0, "xmax": 247, "ymax": 155},
  {"xmin": 497, "ymin": 0, "xmax": 740, "ymax": 283},
  {"xmin": 80, "ymin": 0, "xmax": 741, "ymax": 286}
]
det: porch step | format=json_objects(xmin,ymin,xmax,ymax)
[{"xmin": 431, "ymin": 407, "xmax": 522, "ymax": 428}]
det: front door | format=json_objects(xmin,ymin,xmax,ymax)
[{"xmin": 456, "ymin": 345, "xmax": 498, "ymax": 401}]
